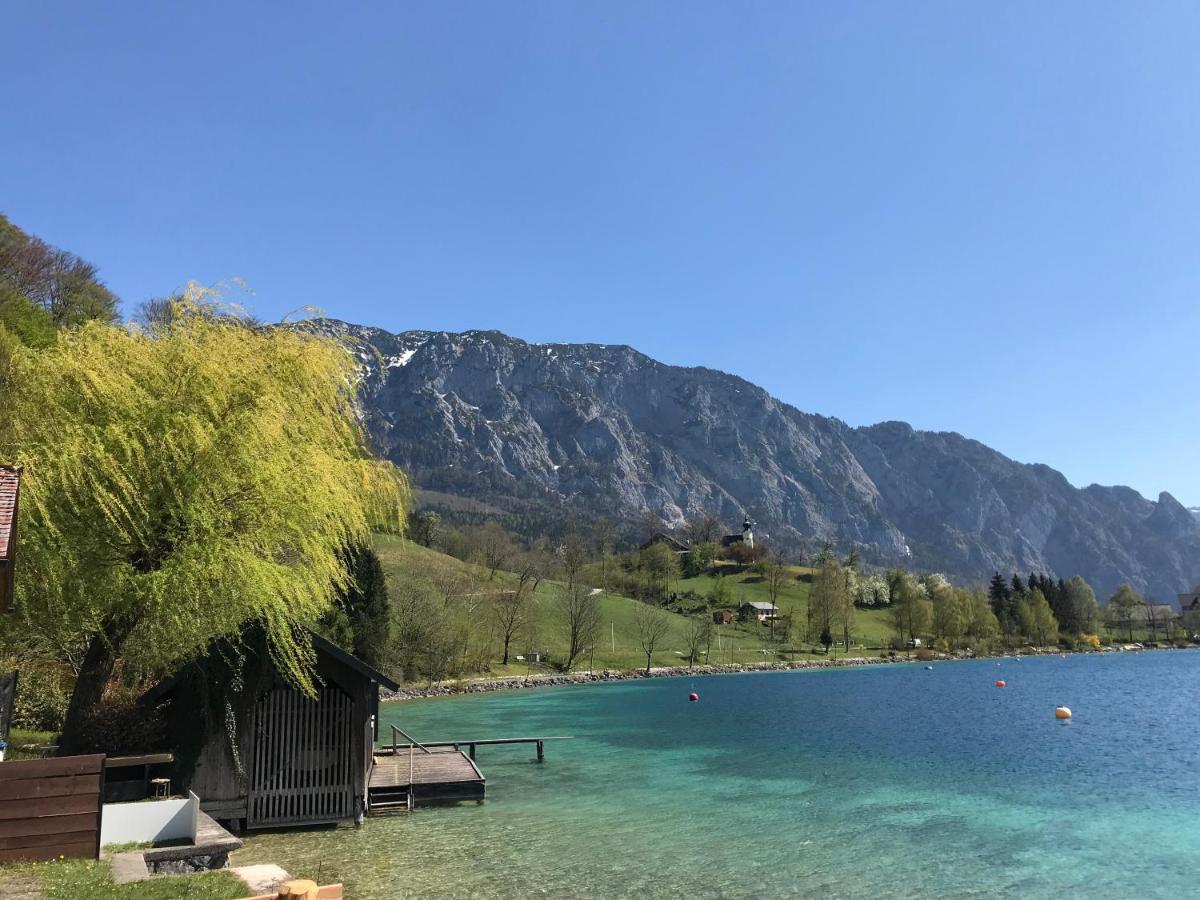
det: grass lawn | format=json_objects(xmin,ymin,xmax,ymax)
[
  {"xmin": 674, "ymin": 561, "xmax": 897, "ymax": 651},
  {"xmin": 373, "ymin": 538, "xmax": 899, "ymax": 681},
  {"xmin": 0, "ymin": 859, "xmax": 247, "ymax": 900},
  {"xmin": 5, "ymin": 729, "xmax": 57, "ymax": 760}
]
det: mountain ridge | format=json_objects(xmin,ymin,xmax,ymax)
[{"xmin": 305, "ymin": 318, "xmax": 1200, "ymax": 601}]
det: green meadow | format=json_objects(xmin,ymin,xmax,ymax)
[{"xmin": 373, "ymin": 537, "xmax": 898, "ymax": 682}]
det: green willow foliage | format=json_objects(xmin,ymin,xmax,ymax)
[{"xmin": 0, "ymin": 291, "xmax": 408, "ymax": 691}]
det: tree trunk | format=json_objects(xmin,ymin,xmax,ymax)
[
  {"xmin": 58, "ymin": 618, "xmax": 132, "ymax": 756},
  {"xmin": 501, "ymin": 636, "xmax": 511, "ymax": 666}
]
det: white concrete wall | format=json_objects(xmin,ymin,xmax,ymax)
[{"xmin": 101, "ymin": 791, "xmax": 199, "ymax": 847}]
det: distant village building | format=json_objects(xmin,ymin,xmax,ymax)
[
  {"xmin": 712, "ymin": 610, "xmax": 733, "ymax": 625},
  {"xmin": 0, "ymin": 466, "xmax": 20, "ymax": 614},
  {"xmin": 638, "ymin": 532, "xmax": 690, "ymax": 554},
  {"xmin": 739, "ymin": 601, "xmax": 778, "ymax": 624},
  {"xmin": 721, "ymin": 516, "xmax": 755, "ymax": 550},
  {"xmin": 1178, "ymin": 585, "xmax": 1200, "ymax": 631}
]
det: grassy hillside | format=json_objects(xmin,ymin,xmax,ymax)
[
  {"xmin": 674, "ymin": 561, "xmax": 896, "ymax": 649},
  {"xmin": 373, "ymin": 538, "xmax": 898, "ymax": 683}
]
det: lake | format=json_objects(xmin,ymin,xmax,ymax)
[{"xmin": 235, "ymin": 651, "xmax": 1200, "ymax": 898}]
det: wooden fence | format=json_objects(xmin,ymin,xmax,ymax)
[{"xmin": 0, "ymin": 754, "xmax": 104, "ymax": 863}]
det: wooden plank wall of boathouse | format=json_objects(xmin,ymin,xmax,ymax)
[
  {"xmin": 0, "ymin": 754, "xmax": 105, "ymax": 862},
  {"xmin": 246, "ymin": 685, "xmax": 355, "ymax": 828}
]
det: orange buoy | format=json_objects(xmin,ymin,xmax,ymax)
[
  {"xmin": 1055, "ymin": 706, "xmax": 1072, "ymax": 720},
  {"xmin": 688, "ymin": 692, "xmax": 699, "ymax": 702},
  {"xmin": 995, "ymin": 680, "xmax": 1006, "ymax": 688}
]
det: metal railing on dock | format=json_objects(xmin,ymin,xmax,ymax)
[
  {"xmin": 381, "ymin": 734, "xmax": 572, "ymax": 762},
  {"xmin": 388, "ymin": 725, "xmax": 430, "ymax": 810}
]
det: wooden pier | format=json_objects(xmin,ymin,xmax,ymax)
[{"xmin": 366, "ymin": 727, "xmax": 570, "ymax": 815}]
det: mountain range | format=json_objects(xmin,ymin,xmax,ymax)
[{"xmin": 307, "ymin": 320, "xmax": 1200, "ymax": 602}]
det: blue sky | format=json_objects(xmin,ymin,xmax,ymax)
[{"xmin": 4, "ymin": 2, "xmax": 1198, "ymax": 505}]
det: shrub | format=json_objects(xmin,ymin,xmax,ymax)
[
  {"xmin": 5, "ymin": 659, "xmax": 72, "ymax": 732},
  {"xmin": 1079, "ymin": 633, "xmax": 1101, "ymax": 651},
  {"xmin": 70, "ymin": 683, "xmax": 168, "ymax": 755},
  {"xmin": 914, "ymin": 647, "xmax": 934, "ymax": 661}
]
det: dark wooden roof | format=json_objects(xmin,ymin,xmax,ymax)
[
  {"xmin": 309, "ymin": 631, "xmax": 399, "ymax": 691},
  {"xmin": 146, "ymin": 628, "xmax": 398, "ymax": 702},
  {"xmin": 639, "ymin": 532, "xmax": 689, "ymax": 553}
]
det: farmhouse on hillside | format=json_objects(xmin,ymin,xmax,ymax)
[
  {"xmin": 1177, "ymin": 585, "xmax": 1200, "ymax": 630},
  {"xmin": 739, "ymin": 601, "xmax": 778, "ymax": 624},
  {"xmin": 638, "ymin": 532, "xmax": 690, "ymax": 553}
]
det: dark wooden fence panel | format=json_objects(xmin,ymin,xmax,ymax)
[{"xmin": 0, "ymin": 754, "xmax": 104, "ymax": 862}]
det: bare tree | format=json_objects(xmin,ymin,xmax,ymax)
[
  {"xmin": 558, "ymin": 532, "xmax": 588, "ymax": 591},
  {"xmin": 133, "ymin": 293, "xmax": 185, "ymax": 329},
  {"xmin": 756, "ymin": 553, "xmax": 789, "ymax": 640},
  {"xmin": 638, "ymin": 509, "xmax": 663, "ymax": 543},
  {"xmin": 684, "ymin": 616, "xmax": 713, "ymax": 668},
  {"xmin": 467, "ymin": 521, "xmax": 515, "ymax": 579},
  {"xmin": 491, "ymin": 588, "xmax": 529, "ymax": 666},
  {"xmin": 683, "ymin": 512, "xmax": 722, "ymax": 546},
  {"xmin": 1143, "ymin": 599, "xmax": 1172, "ymax": 643},
  {"xmin": 0, "ymin": 220, "xmax": 119, "ymax": 326},
  {"xmin": 558, "ymin": 582, "xmax": 602, "ymax": 671},
  {"xmin": 591, "ymin": 518, "xmax": 616, "ymax": 593},
  {"xmin": 634, "ymin": 603, "xmax": 672, "ymax": 676},
  {"xmin": 527, "ymin": 544, "xmax": 556, "ymax": 595}
]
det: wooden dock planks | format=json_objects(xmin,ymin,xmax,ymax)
[{"xmin": 368, "ymin": 748, "xmax": 484, "ymax": 806}]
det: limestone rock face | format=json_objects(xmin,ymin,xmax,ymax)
[{"xmin": 306, "ymin": 319, "xmax": 1200, "ymax": 599}]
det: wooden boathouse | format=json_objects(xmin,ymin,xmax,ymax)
[
  {"xmin": 147, "ymin": 628, "xmax": 569, "ymax": 828},
  {"xmin": 146, "ymin": 630, "xmax": 507, "ymax": 828},
  {"xmin": 148, "ymin": 631, "xmax": 404, "ymax": 829}
]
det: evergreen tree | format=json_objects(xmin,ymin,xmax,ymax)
[
  {"xmin": 338, "ymin": 543, "xmax": 391, "ymax": 669},
  {"xmin": 988, "ymin": 573, "xmax": 1010, "ymax": 617}
]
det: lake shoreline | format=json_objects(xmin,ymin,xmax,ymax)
[
  {"xmin": 380, "ymin": 644, "xmax": 1178, "ymax": 701},
  {"xmin": 382, "ymin": 651, "xmax": 993, "ymax": 700}
]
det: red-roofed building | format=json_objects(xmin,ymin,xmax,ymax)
[{"xmin": 0, "ymin": 466, "xmax": 20, "ymax": 612}]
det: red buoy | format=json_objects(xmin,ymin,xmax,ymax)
[
  {"xmin": 688, "ymin": 692, "xmax": 699, "ymax": 702},
  {"xmin": 995, "ymin": 680, "xmax": 1006, "ymax": 688}
]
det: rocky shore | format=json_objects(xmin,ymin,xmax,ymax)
[{"xmin": 380, "ymin": 655, "xmax": 908, "ymax": 701}]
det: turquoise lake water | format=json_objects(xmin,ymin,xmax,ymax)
[{"xmin": 236, "ymin": 652, "xmax": 1200, "ymax": 898}]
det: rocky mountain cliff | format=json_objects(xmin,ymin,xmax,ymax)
[{"xmin": 307, "ymin": 320, "xmax": 1200, "ymax": 601}]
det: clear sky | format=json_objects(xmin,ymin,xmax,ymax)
[{"xmin": 4, "ymin": 2, "xmax": 1198, "ymax": 506}]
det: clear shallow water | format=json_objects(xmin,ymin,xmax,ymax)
[{"xmin": 235, "ymin": 652, "xmax": 1200, "ymax": 898}]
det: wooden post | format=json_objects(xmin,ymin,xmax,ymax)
[
  {"xmin": 278, "ymin": 880, "xmax": 318, "ymax": 900},
  {"xmin": 536, "ymin": 740, "xmax": 544, "ymax": 762},
  {"xmin": 468, "ymin": 743, "xmax": 475, "ymax": 761}
]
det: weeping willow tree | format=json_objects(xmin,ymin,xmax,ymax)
[{"xmin": 0, "ymin": 290, "xmax": 407, "ymax": 753}]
